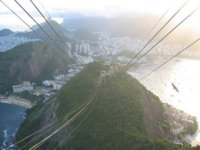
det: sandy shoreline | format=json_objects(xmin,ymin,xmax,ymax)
[{"xmin": 0, "ymin": 96, "xmax": 34, "ymax": 108}]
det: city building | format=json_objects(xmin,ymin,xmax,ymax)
[
  {"xmin": 12, "ymin": 81, "xmax": 34, "ymax": 93},
  {"xmin": 42, "ymin": 80, "xmax": 54, "ymax": 87},
  {"xmin": 75, "ymin": 43, "xmax": 91, "ymax": 55},
  {"xmin": 53, "ymin": 81, "xmax": 62, "ymax": 91}
]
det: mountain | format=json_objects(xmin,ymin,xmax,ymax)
[
  {"xmin": 74, "ymin": 28, "xmax": 99, "ymax": 41},
  {"xmin": 0, "ymin": 29, "xmax": 14, "ymax": 36},
  {"xmin": 62, "ymin": 17, "xmax": 109, "ymax": 31},
  {"xmin": 16, "ymin": 62, "xmax": 198, "ymax": 150},
  {"xmin": 34, "ymin": 20, "xmax": 69, "ymax": 40},
  {"xmin": 61, "ymin": 16, "xmax": 162, "ymax": 36},
  {"xmin": 15, "ymin": 31, "xmax": 38, "ymax": 39},
  {"xmin": 0, "ymin": 41, "xmax": 73, "ymax": 94},
  {"xmin": 14, "ymin": 20, "xmax": 74, "ymax": 56},
  {"xmin": 16, "ymin": 20, "xmax": 70, "ymax": 43}
]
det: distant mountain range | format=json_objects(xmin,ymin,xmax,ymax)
[
  {"xmin": 14, "ymin": 20, "xmax": 98, "ymax": 46},
  {"xmin": 0, "ymin": 28, "xmax": 14, "ymax": 36},
  {"xmin": 0, "ymin": 20, "xmax": 74, "ymax": 53},
  {"xmin": 16, "ymin": 20, "xmax": 69, "ymax": 41},
  {"xmin": 62, "ymin": 16, "xmax": 200, "ymax": 46},
  {"xmin": 1, "ymin": 15, "xmax": 199, "ymax": 46}
]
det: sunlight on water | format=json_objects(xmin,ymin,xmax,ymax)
[
  {"xmin": 163, "ymin": 59, "xmax": 200, "ymax": 142},
  {"xmin": 129, "ymin": 58, "xmax": 200, "ymax": 143}
]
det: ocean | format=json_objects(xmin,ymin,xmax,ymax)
[{"xmin": 0, "ymin": 102, "xmax": 26, "ymax": 150}]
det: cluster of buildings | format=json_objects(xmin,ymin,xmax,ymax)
[
  {"xmin": 73, "ymin": 32, "xmax": 190, "ymax": 59},
  {"xmin": 164, "ymin": 104, "xmax": 197, "ymax": 136},
  {"xmin": 12, "ymin": 81, "xmax": 34, "ymax": 93},
  {"xmin": 95, "ymin": 35, "xmax": 137, "ymax": 56},
  {"xmin": 75, "ymin": 43, "xmax": 91, "ymax": 55},
  {"xmin": 73, "ymin": 33, "xmax": 136, "ymax": 57},
  {"xmin": 71, "ymin": 32, "xmax": 196, "ymax": 66},
  {"xmin": 76, "ymin": 55, "xmax": 94, "ymax": 64},
  {"xmin": 0, "ymin": 34, "xmax": 38, "ymax": 52},
  {"xmin": 44, "ymin": 65, "xmax": 83, "ymax": 88},
  {"xmin": 12, "ymin": 65, "xmax": 84, "ymax": 101}
]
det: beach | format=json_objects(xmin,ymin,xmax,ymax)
[{"xmin": 0, "ymin": 96, "xmax": 34, "ymax": 109}]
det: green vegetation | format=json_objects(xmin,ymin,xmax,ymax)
[
  {"xmin": 14, "ymin": 91, "xmax": 45, "ymax": 103},
  {"xmin": 16, "ymin": 62, "xmax": 199, "ymax": 150},
  {"xmin": 156, "ymin": 121, "xmax": 171, "ymax": 133},
  {"xmin": 63, "ymin": 72, "xmax": 146, "ymax": 150},
  {"xmin": 56, "ymin": 62, "xmax": 107, "ymax": 118},
  {"xmin": 0, "ymin": 41, "xmax": 72, "ymax": 94},
  {"xmin": 16, "ymin": 62, "xmax": 106, "ymax": 149},
  {"xmin": 0, "ymin": 42, "xmax": 33, "ymax": 93},
  {"xmin": 16, "ymin": 101, "xmax": 49, "ymax": 147},
  {"xmin": 186, "ymin": 119, "xmax": 198, "ymax": 135}
]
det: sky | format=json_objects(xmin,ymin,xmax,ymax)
[{"xmin": 0, "ymin": 0, "xmax": 200, "ymax": 31}]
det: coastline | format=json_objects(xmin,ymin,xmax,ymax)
[
  {"xmin": 129, "ymin": 57, "xmax": 200, "ymax": 146},
  {"xmin": 0, "ymin": 96, "xmax": 34, "ymax": 108}
]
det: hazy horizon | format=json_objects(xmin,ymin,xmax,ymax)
[{"xmin": 0, "ymin": 0, "xmax": 200, "ymax": 31}]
